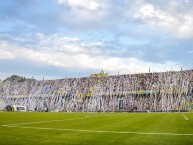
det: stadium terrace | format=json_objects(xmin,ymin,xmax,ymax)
[{"xmin": 0, "ymin": 70, "xmax": 193, "ymax": 112}]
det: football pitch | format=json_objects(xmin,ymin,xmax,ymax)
[{"xmin": 0, "ymin": 112, "xmax": 193, "ymax": 145}]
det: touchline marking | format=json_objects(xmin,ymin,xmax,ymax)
[
  {"xmin": 2, "ymin": 125, "xmax": 193, "ymax": 136},
  {"xmin": 2, "ymin": 117, "xmax": 89, "ymax": 126},
  {"xmin": 1, "ymin": 114, "xmax": 116, "ymax": 126},
  {"xmin": 182, "ymin": 114, "xmax": 189, "ymax": 120}
]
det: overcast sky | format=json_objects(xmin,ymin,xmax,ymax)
[{"xmin": 0, "ymin": 0, "xmax": 193, "ymax": 80}]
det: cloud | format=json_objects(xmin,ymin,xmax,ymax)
[
  {"xmin": 0, "ymin": 0, "xmax": 193, "ymax": 79},
  {"xmin": 60, "ymin": 36, "xmax": 80, "ymax": 42},
  {"xmin": 0, "ymin": 41, "xmax": 15, "ymax": 59},
  {"xmin": 56, "ymin": 0, "xmax": 112, "ymax": 31},
  {"xmin": 134, "ymin": 3, "xmax": 193, "ymax": 38},
  {"xmin": 0, "ymin": 34, "xmax": 182, "ymax": 78},
  {"xmin": 58, "ymin": 0, "xmax": 102, "ymax": 11}
]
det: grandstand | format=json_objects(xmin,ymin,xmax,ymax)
[{"xmin": 0, "ymin": 70, "xmax": 193, "ymax": 112}]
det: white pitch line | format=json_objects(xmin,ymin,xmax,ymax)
[
  {"xmin": 182, "ymin": 114, "xmax": 189, "ymax": 120},
  {"xmin": 2, "ymin": 125, "xmax": 193, "ymax": 136},
  {"xmin": 1, "ymin": 114, "xmax": 120, "ymax": 126},
  {"xmin": 2, "ymin": 117, "xmax": 88, "ymax": 126}
]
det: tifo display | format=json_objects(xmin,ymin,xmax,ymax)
[{"xmin": 0, "ymin": 70, "xmax": 193, "ymax": 112}]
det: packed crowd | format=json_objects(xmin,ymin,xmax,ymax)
[{"xmin": 0, "ymin": 70, "xmax": 193, "ymax": 112}]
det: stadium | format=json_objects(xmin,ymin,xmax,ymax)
[
  {"xmin": 1, "ymin": 70, "xmax": 193, "ymax": 145},
  {"xmin": 1, "ymin": 70, "xmax": 193, "ymax": 113},
  {"xmin": 1, "ymin": 0, "xmax": 193, "ymax": 144}
]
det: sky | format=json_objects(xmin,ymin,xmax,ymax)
[{"xmin": 0, "ymin": 0, "xmax": 193, "ymax": 80}]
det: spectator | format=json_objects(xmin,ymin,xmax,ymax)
[{"xmin": 0, "ymin": 70, "xmax": 193, "ymax": 112}]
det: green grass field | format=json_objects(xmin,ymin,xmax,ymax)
[{"xmin": 0, "ymin": 112, "xmax": 193, "ymax": 145}]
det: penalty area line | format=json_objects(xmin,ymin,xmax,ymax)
[
  {"xmin": 2, "ymin": 125, "xmax": 193, "ymax": 136},
  {"xmin": 182, "ymin": 114, "xmax": 189, "ymax": 120}
]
